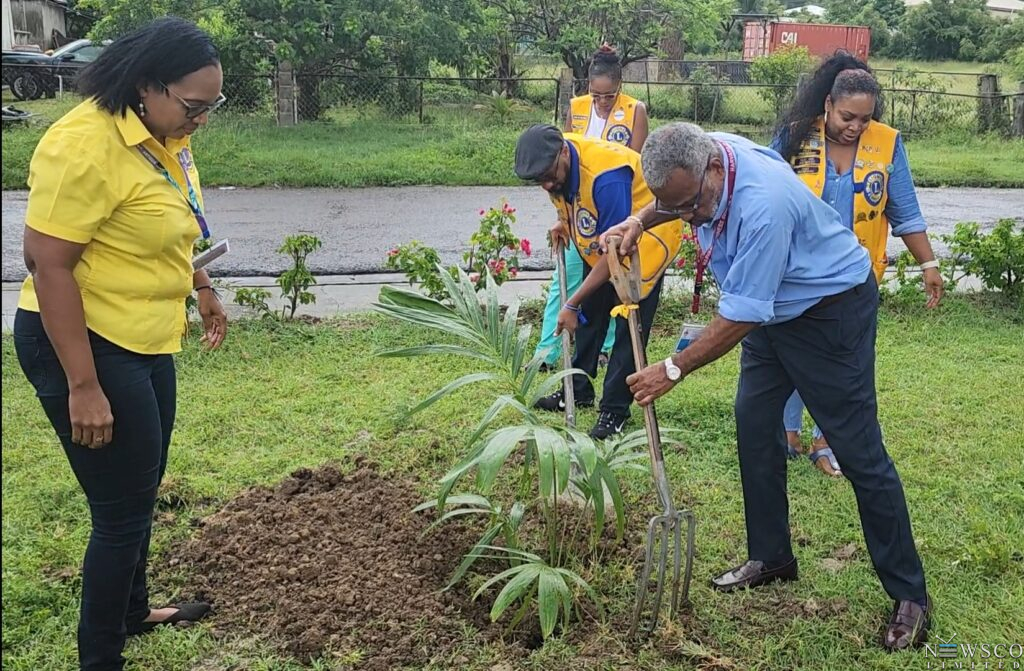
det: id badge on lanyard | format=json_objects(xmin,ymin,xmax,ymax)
[
  {"xmin": 137, "ymin": 145, "xmax": 211, "ymax": 239},
  {"xmin": 690, "ymin": 140, "xmax": 736, "ymax": 314},
  {"xmin": 677, "ymin": 141, "xmax": 737, "ymax": 352}
]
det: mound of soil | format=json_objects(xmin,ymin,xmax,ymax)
[{"xmin": 172, "ymin": 462, "xmax": 492, "ymax": 669}]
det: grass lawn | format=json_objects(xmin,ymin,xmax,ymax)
[
  {"xmin": 2, "ymin": 291, "xmax": 1022, "ymax": 670},
  {"xmin": 3, "ymin": 94, "xmax": 1023, "ymax": 190}
]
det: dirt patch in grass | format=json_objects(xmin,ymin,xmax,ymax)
[{"xmin": 171, "ymin": 461, "xmax": 493, "ymax": 669}]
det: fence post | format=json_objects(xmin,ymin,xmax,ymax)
[
  {"xmin": 418, "ymin": 80, "xmax": 424, "ymax": 124},
  {"xmin": 1014, "ymin": 81, "xmax": 1024, "ymax": 138},
  {"xmin": 276, "ymin": 61, "xmax": 296, "ymax": 127},
  {"xmin": 909, "ymin": 92, "xmax": 917, "ymax": 135},
  {"xmin": 557, "ymin": 68, "xmax": 573, "ymax": 123},
  {"xmin": 553, "ymin": 78, "xmax": 561, "ymax": 124},
  {"xmin": 977, "ymin": 74, "xmax": 999, "ymax": 134}
]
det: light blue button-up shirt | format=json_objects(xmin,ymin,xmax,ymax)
[
  {"xmin": 696, "ymin": 133, "xmax": 871, "ymax": 325},
  {"xmin": 769, "ymin": 131, "xmax": 927, "ymax": 235}
]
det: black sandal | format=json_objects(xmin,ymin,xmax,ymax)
[{"xmin": 126, "ymin": 602, "xmax": 211, "ymax": 636}]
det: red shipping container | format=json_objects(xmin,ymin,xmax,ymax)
[{"xmin": 743, "ymin": 22, "xmax": 871, "ymax": 62}]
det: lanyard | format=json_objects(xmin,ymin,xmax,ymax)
[
  {"xmin": 691, "ymin": 140, "xmax": 737, "ymax": 314},
  {"xmin": 137, "ymin": 145, "xmax": 211, "ymax": 239}
]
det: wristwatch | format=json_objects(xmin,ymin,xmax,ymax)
[{"xmin": 663, "ymin": 357, "xmax": 682, "ymax": 381}]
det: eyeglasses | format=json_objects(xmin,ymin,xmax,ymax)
[
  {"xmin": 654, "ymin": 158, "xmax": 711, "ymax": 217},
  {"xmin": 159, "ymin": 81, "xmax": 227, "ymax": 119},
  {"xmin": 589, "ymin": 87, "xmax": 620, "ymax": 103}
]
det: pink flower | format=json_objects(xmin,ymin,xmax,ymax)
[
  {"xmin": 479, "ymin": 209, "xmax": 486, "ymax": 216},
  {"xmin": 387, "ymin": 248, "xmax": 399, "ymax": 258},
  {"xmin": 502, "ymin": 203, "xmax": 511, "ymax": 213},
  {"xmin": 495, "ymin": 260, "xmax": 506, "ymax": 272},
  {"xmin": 509, "ymin": 267, "xmax": 519, "ymax": 278},
  {"xmin": 510, "ymin": 208, "xmax": 516, "ymax": 213},
  {"xmin": 469, "ymin": 272, "xmax": 481, "ymax": 283},
  {"xmin": 520, "ymin": 239, "xmax": 532, "ymax": 256},
  {"xmin": 675, "ymin": 257, "xmax": 687, "ymax": 269},
  {"xmin": 488, "ymin": 259, "xmax": 497, "ymax": 269}
]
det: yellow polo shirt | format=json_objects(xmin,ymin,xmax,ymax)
[{"xmin": 18, "ymin": 100, "xmax": 204, "ymax": 354}]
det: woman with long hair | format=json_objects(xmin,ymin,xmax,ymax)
[{"xmin": 772, "ymin": 52, "xmax": 943, "ymax": 476}]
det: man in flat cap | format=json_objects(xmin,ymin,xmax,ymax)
[{"xmin": 514, "ymin": 124, "xmax": 682, "ymax": 439}]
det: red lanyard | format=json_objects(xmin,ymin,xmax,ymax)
[{"xmin": 691, "ymin": 141, "xmax": 737, "ymax": 314}]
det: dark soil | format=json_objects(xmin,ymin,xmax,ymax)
[{"xmin": 171, "ymin": 461, "xmax": 493, "ymax": 669}]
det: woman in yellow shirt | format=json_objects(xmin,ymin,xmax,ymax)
[{"xmin": 12, "ymin": 18, "xmax": 227, "ymax": 670}]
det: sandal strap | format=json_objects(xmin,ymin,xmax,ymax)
[{"xmin": 809, "ymin": 446, "xmax": 842, "ymax": 472}]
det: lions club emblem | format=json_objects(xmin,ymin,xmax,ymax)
[
  {"xmin": 863, "ymin": 171, "xmax": 885, "ymax": 207},
  {"xmin": 576, "ymin": 208, "xmax": 598, "ymax": 238},
  {"xmin": 605, "ymin": 124, "xmax": 632, "ymax": 145}
]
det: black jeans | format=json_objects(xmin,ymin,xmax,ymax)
[
  {"xmin": 733, "ymin": 274, "xmax": 927, "ymax": 602},
  {"xmin": 13, "ymin": 309, "xmax": 177, "ymax": 671},
  {"xmin": 571, "ymin": 273, "xmax": 664, "ymax": 417}
]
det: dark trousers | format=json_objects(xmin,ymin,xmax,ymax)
[
  {"xmin": 571, "ymin": 273, "xmax": 663, "ymax": 417},
  {"xmin": 733, "ymin": 275, "xmax": 927, "ymax": 602},
  {"xmin": 13, "ymin": 309, "xmax": 176, "ymax": 671}
]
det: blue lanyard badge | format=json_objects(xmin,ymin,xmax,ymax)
[{"xmin": 137, "ymin": 145, "xmax": 211, "ymax": 239}]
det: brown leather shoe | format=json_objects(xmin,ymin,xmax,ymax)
[
  {"xmin": 711, "ymin": 558, "xmax": 798, "ymax": 592},
  {"xmin": 883, "ymin": 597, "xmax": 932, "ymax": 651}
]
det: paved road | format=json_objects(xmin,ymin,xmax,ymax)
[{"xmin": 4, "ymin": 186, "xmax": 1022, "ymax": 280}]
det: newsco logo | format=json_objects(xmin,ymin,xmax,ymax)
[{"xmin": 924, "ymin": 634, "xmax": 1024, "ymax": 669}]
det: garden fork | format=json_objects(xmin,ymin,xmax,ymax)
[
  {"xmin": 605, "ymin": 236, "xmax": 696, "ymax": 638},
  {"xmin": 554, "ymin": 241, "xmax": 576, "ymax": 429}
]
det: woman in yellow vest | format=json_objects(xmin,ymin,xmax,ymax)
[
  {"xmin": 533, "ymin": 45, "xmax": 650, "ymax": 369},
  {"xmin": 12, "ymin": 18, "xmax": 226, "ymax": 669},
  {"xmin": 772, "ymin": 53, "xmax": 943, "ymax": 476}
]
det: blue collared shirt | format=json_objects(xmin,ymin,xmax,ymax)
[
  {"xmin": 562, "ymin": 141, "xmax": 634, "ymax": 236},
  {"xmin": 769, "ymin": 131, "xmax": 927, "ymax": 235},
  {"xmin": 697, "ymin": 133, "xmax": 871, "ymax": 325}
]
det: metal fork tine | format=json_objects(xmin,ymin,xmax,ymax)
[
  {"xmin": 606, "ymin": 235, "xmax": 698, "ymax": 638},
  {"xmin": 670, "ymin": 513, "xmax": 683, "ymax": 618}
]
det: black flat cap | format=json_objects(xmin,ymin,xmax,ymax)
[{"xmin": 515, "ymin": 124, "xmax": 564, "ymax": 181}]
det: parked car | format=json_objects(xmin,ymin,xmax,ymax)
[{"xmin": 2, "ymin": 39, "xmax": 107, "ymax": 100}]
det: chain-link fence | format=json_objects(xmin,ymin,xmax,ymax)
[
  {"xmin": 575, "ymin": 77, "xmax": 1018, "ymax": 139},
  {"xmin": 4, "ymin": 62, "xmax": 1018, "ymax": 138},
  {"xmin": 1, "ymin": 63, "xmax": 275, "ymax": 117},
  {"xmin": 221, "ymin": 74, "xmax": 275, "ymax": 119},
  {"xmin": 292, "ymin": 74, "xmax": 560, "ymax": 126}
]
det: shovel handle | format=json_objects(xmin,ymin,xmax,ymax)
[
  {"xmin": 606, "ymin": 236, "xmax": 674, "ymax": 512},
  {"xmin": 555, "ymin": 241, "xmax": 576, "ymax": 429}
]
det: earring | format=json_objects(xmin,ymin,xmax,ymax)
[
  {"xmin": 824, "ymin": 109, "xmax": 828, "ymax": 126},
  {"xmin": 138, "ymin": 101, "xmax": 146, "ymax": 118}
]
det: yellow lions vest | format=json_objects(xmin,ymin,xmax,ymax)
[
  {"xmin": 569, "ymin": 93, "xmax": 640, "ymax": 146},
  {"xmin": 551, "ymin": 134, "xmax": 683, "ymax": 299},
  {"xmin": 792, "ymin": 117, "xmax": 899, "ymax": 282}
]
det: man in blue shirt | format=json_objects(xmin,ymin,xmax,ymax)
[
  {"xmin": 600, "ymin": 123, "xmax": 931, "ymax": 651},
  {"xmin": 514, "ymin": 124, "xmax": 664, "ymax": 439}
]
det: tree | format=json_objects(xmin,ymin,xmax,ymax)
[
  {"xmin": 897, "ymin": 0, "xmax": 997, "ymax": 61},
  {"xmin": 483, "ymin": 0, "xmax": 724, "ymax": 85},
  {"xmin": 78, "ymin": 0, "xmax": 210, "ymax": 40},
  {"xmin": 977, "ymin": 17, "xmax": 1024, "ymax": 63},
  {"xmin": 871, "ymin": 0, "xmax": 905, "ymax": 27}
]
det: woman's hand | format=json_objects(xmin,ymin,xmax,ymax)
[
  {"xmin": 198, "ymin": 288, "xmax": 227, "ymax": 350},
  {"xmin": 923, "ymin": 267, "xmax": 943, "ymax": 309},
  {"xmin": 69, "ymin": 383, "xmax": 113, "ymax": 448}
]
